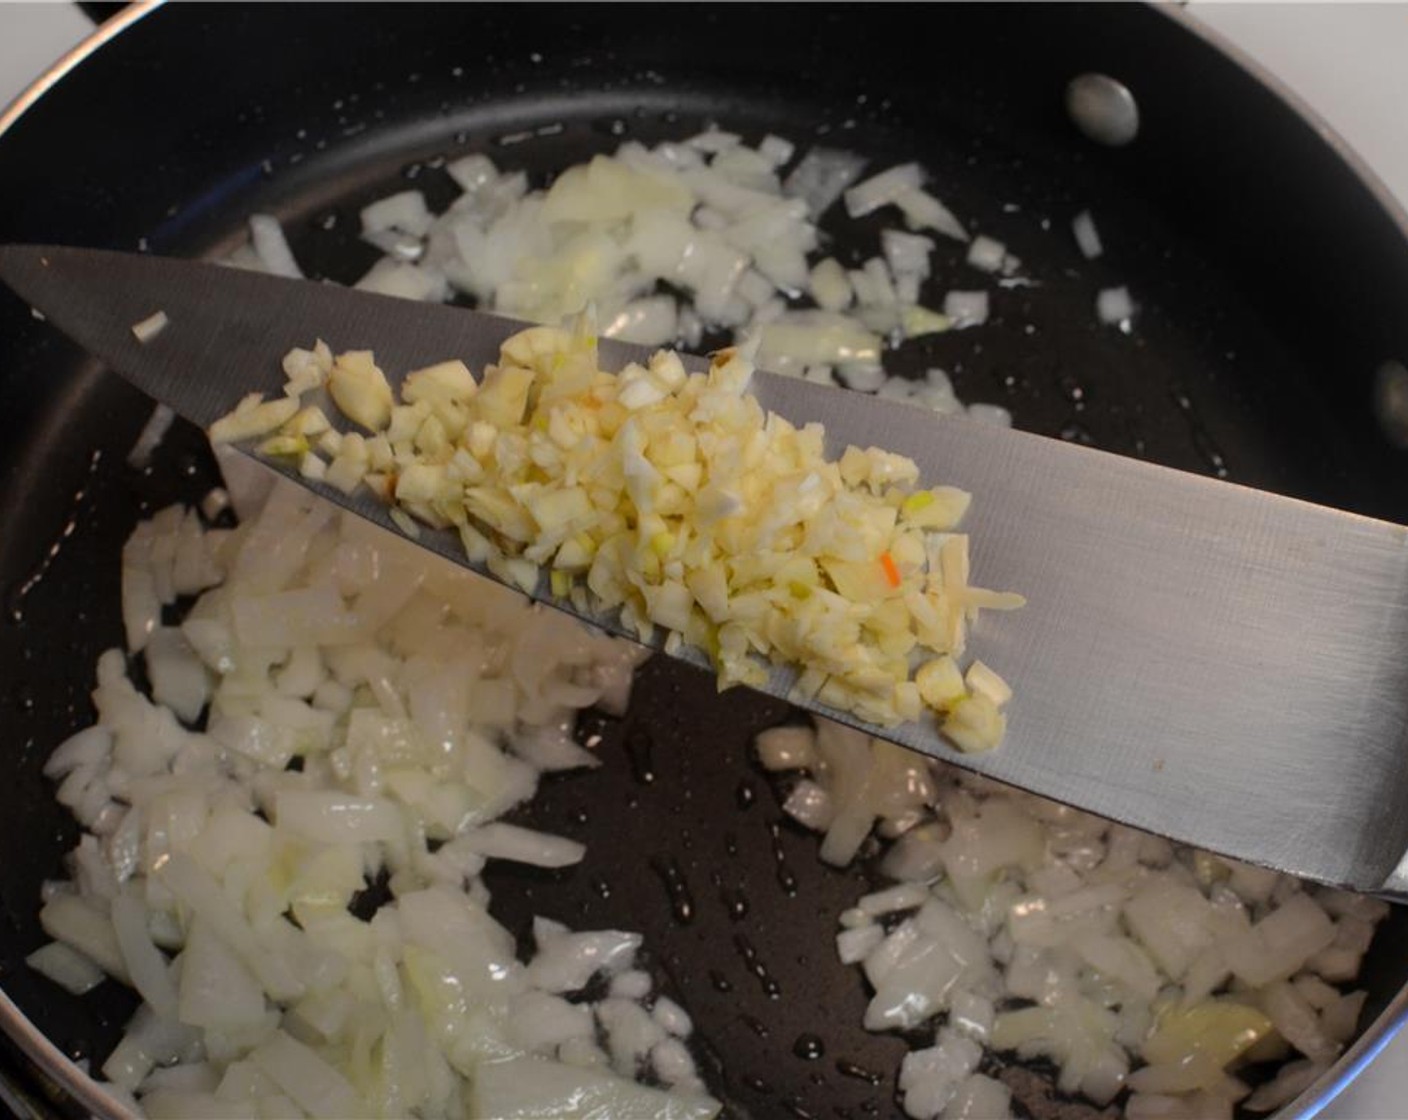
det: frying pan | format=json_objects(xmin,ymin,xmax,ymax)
[{"xmin": 1, "ymin": 4, "xmax": 1406, "ymax": 1117}]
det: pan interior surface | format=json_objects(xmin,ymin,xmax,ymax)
[{"xmin": 1, "ymin": 6, "xmax": 1407, "ymax": 1118}]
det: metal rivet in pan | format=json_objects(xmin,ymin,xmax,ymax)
[
  {"xmin": 1066, "ymin": 73, "xmax": 1140, "ymax": 146},
  {"xmin": 1374, "ymin": 360, "xmax": 1408, "ymax": 447}
]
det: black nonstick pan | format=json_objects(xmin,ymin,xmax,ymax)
[{"xmin": 1, "ymin": 4, "xmax": 1407, "ymax": 1118}]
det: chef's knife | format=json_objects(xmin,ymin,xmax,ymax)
[{"xmin": 4, "ymin": 243, "xmax": 1407, "ymax": 898}]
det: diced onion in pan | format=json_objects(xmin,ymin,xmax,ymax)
[
  {"xmin": 247, "ymin": 214, "xmax": 302, "ymax": 279},
  {"xmin": 756, "ymin": 712, "xmax": 1388, "ymax": 1120},
  {"xmin": 1073, "ymin": 209, "xmax": 1103, "ymax": 259},
  {"xmin": 130, "ymin": 311, "xmax": 168, "ymax": 344},
  {"xmin": 32, "ymin": 475, "xmax": 714, "ymax": 1118}
]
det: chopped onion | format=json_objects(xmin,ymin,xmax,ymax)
[
  {"xmin": 460, "ymin": 822, "xmax": 586, "ymax": 868},
  {"xmin": 26, "ymin": 941, "xmax": 106, "ymax": 995},
  {"xmin": 651, "ymin": 995, "xmax": 693, "ymax": 1038},
  {"xmin": 941, "ymin": 1074, "xmax": 1011, "ymax": 1120},
  {"xmin": 686, "ymin": 129, "xmax": 740, "ymax": 154},
  {"xmin": 838, "ymin": 364, "xmax": 887, "ymax": 393},
  {"xmin": 783, "ymin": 779, "xmax": 835, "ymax": 831},
  {"xmin": 964, "ymin": 235, "xmax": 1006, "ymax": 274},
  {"xmin": 40, "ymin": 894, "xmax": 129, "ymax": 982},
  {"xmin": 33, "ymin": 481, "xmax": 719, "ymax": 1118},
  {"xmin": 446, "ymin": 153, "xmax": 498, "ymax": 192},
  {"xmin": 759, "ymin": 709, "xmax": 1385, "ymax": 1119},
  {"xmin": 144, "ymin": 627, "xmax": 209, "ymax": 724},
  {"xmin": 883, "ymin": 229, "xmax": 935, "ymax": 280},
  {"xmin": 837, "ymin": 924, "xmax": 885, "ymax": 965},
  {"xmin": 507, "ymin": 990, "xmax": 595, "ymax": 1052},
  {"xmin": 965, "ymin": 403, "xmax": 1012, "ymax": 429},
  {"xmin": 1073, "ymin": 209, "xmax": 1103, "ymax": 259},
  {"xmin": 526, "ymin": 922, "xmax": 642, "ymax": 994},
  {"xmin": 360, "ymin": 189, "xmax": 434, "ymax": 239},
  {"xmin": 247, "ymin": 214, "xmax": 302, "ymax": 279},
  {"xmin": 244, "ymin": 131, "xmax": 1004, "ymax": 435},
  {"xmin": 110, "ymin": 894, "xmax": 178, "ymax": 1020},
  {"xmin": 754, "ymin": 725, "xmax": 818, "ymax": 771},
  {"xmin": 130, "ymin": 310, "xmax": 169, "ymax": 344},
  {"xmin": 844, "ymin": 163, "xmax": 926, "ymax": 218},
  {"xmin": 943, "ymin": 291, "xmax": 989, "ymax": 329},
  {"xmin": 602, "ymin": 295, "xmax": 679, "ymax": 346},
  {"xmin": 859, "ymin": 882, "xmax": 931, "ymax": 917},
  {"xmin": 898, "ymin": 1027, "xmax": 981, "ymax": 1118},
  {"xmin": 783, "ymin": 147, "xmax": 868, "ymax": 217},
  {"xmin": 361, "ymin": 226, "xmax": 424, "ymax": 261},
  {"xmin": 1097, "ymin": 285, "xmax": 1135, "ymax": 326},
  {"xmin": 250, "ymin": 1031, "xmax": 363, "ymax": 1119},
  {"xmin": 354, "ymin": 258, "xmax": 447, "ymax": 302},
  {"xmin": 609, "ymin": 970, "xmax": 652, "ymax": 1001},
  {"xmin": 758, "ymin": 134, "xmax": 795, "ymax": 168},
  {"xmin": 896, "ymin": 189, "xmax": 968, "ymax": 243},
  {"xmin": 651, "ymin": 1037, "xmax": 700, "ymax": 1088}
]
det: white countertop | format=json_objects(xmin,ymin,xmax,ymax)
[{"xmin": 0, "ymin": 3, "xmax": 1403, "ymax": 1116}]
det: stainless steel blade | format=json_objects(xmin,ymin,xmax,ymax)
[{"xmin": 5, "ymin": 243, "xmax": 1408, "ymax": 897}]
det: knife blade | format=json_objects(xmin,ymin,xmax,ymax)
[{"xmin": 4, "ymin": 243, "xmax": 1408, "ymax": 897}]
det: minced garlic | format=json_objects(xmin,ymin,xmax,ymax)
[{"xmin": 212, "ymin": 324, "xmax": 1023, "ymax": 746}]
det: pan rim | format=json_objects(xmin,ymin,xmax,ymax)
[
  {"xmin": 0, "ymin": 0, "xmax": 158, "ymax": 146},
  {"xmin": 0, "ymin": 4, "xmax": 1403, "ymax": 1119},
  {"xmin": 0, "ymin": 3, "xmax": 158, "ymax": 1115}
]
